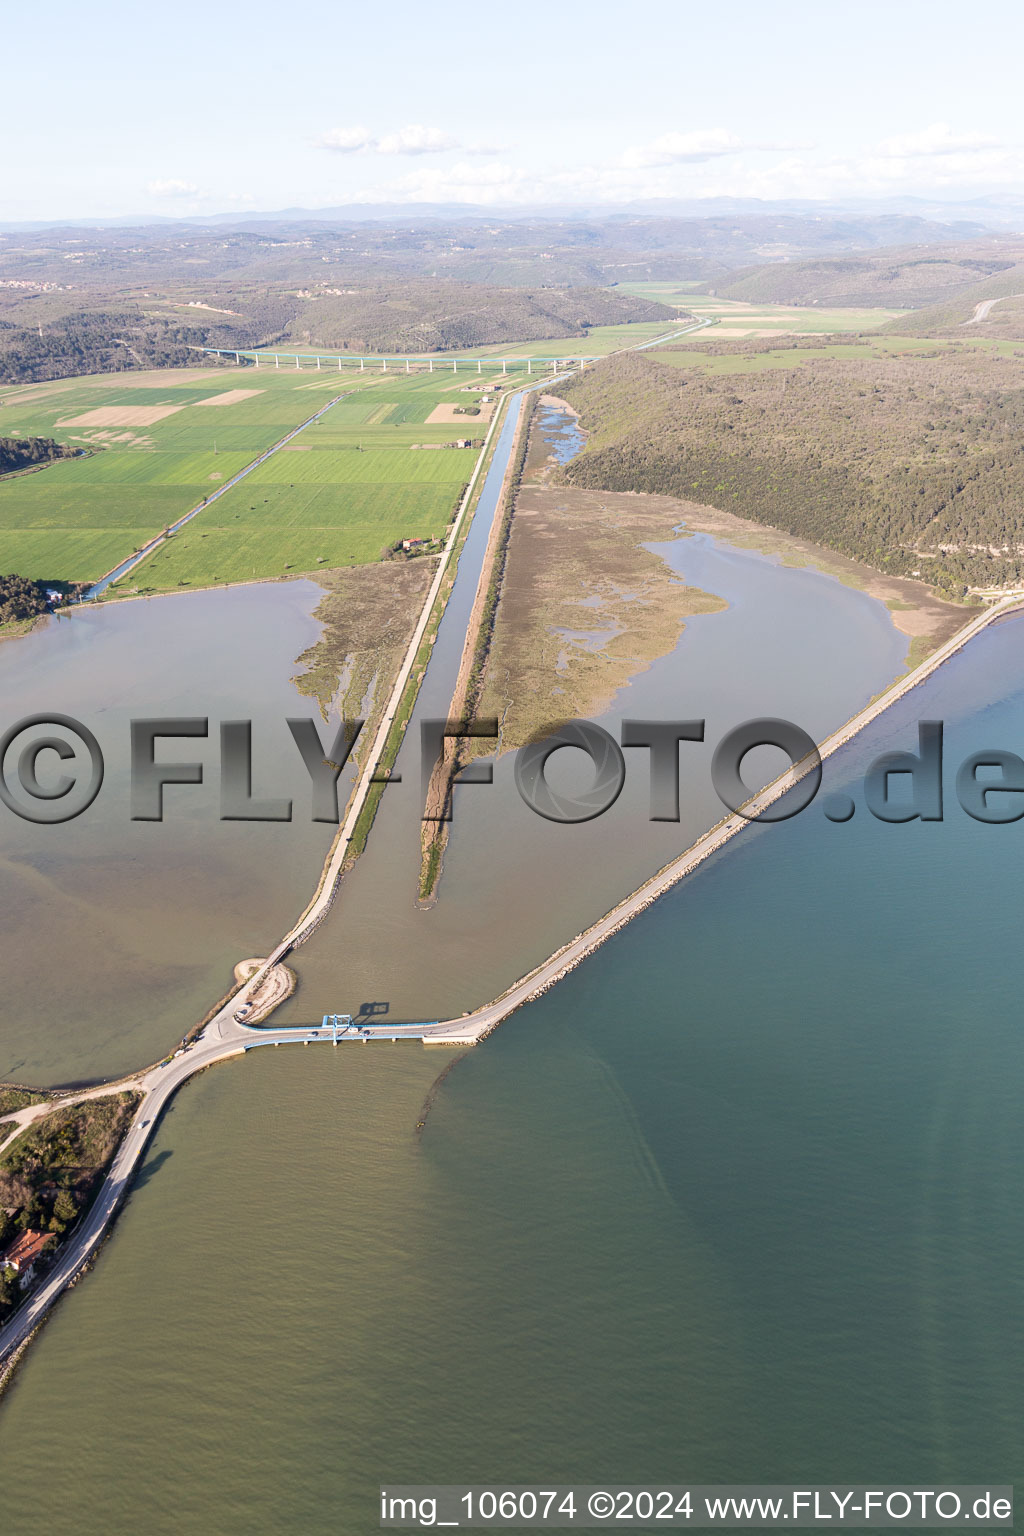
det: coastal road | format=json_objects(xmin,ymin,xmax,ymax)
[
  {"xmin": 418, "ymin": 589, "xmax": 1024, "ymax": 1044},
  {"xmin": 0, "ymin": 374, "xmax": 550, "ymax": 1367},
  {"xmin": 8, "ymin": 584, "xmax": 1018, "ymax": 1363},
  {"xmin": 0, "ymin": 1005, "xmax": 391, "ymax": 1363},
  {"xmin": 0, "ymin": 310, "xmax": 992, "ymax": 1366}
]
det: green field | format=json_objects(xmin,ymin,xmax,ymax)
[
  {"xmin": 260, "ymin": 322, "xmax": 686, "ymax": 366},
  {"xmin": 615, "ymin": 285, "xmax": 900, "ymax": 335},
  {"xmin": 455, "ymin": 320, "xmax": 691, "ymax": 360},
  {"xmin": 645, "ymin": 333, "xmax": 1024, "ymax": 376},
  {"xmin": 0, "ymin": 363, "xmax": 523, "ymax": 589},
  {"xmin": 109, "ymin": 366, "xmax": 526, "ymax": 590}
]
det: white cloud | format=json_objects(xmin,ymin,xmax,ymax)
[
  {"xmin": 355, "ymin": 159, "xmax": 535, "ymax": 204},
  {"xmin": 318, "ymin": 125, "xmax": 376, "ymax": 153},
  {"xmin": 618, "ymin": 129, "xmax": 746, "ymax": 169},
  {"xmin": 376, "ymin": 123, "xmax": 460, "ymax": 155},
  {"xmin": 875, "ymin": 122, "xmax": 1001, "ymax": 158},
  {"xmin": 690, "ymin": 144, "xmax": 1024, "ymax": 201},
  {"xmin": 617, "ymin": 130, "xmax": 813, "ymax": 170},
  {"xmin": 147, "ymin": 178, "xmax": 198, "ymax": 198},
  {"xmin": 317, "ymin": 123, "xmax": 501, "ymax": 159},
  {"xmin": 328, "ymin": 121, "xmax": 1024, "ymax": 210}
]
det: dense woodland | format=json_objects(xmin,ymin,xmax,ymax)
[
  {"xmin": 717, "ymin": 248, "xmax": 1021, "ymax": 308},
  {"xmin": 0, "ymin": 572, "xmax": 50, "ymax": 622},
  {"xmin": 559, "ymin": 344, "xmax": 1024, "ymax": 597},
  {"xmin": 0, "ymin": 309, "xmax": 237, "ymax": 384},
  {"xmin": 282, "ymin": 283, "xmax": 675, "ymax": 353},
  {"xmin": 0, "ymin": 434, "xmax": 76, "ymax": 474}
]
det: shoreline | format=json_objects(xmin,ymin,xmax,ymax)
[
  {"xmin": 417, "ymin": 589, "xmax": 1024, "ymax": 1045},
  {"xmin": 0, "ymin": 313, "xmax": 1009, "ymax": 1386},
  {"xmin": 1, "ymin": 507, "xmax": 1017, "ymax": 1382}
]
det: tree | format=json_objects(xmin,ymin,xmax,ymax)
[
  {"xmin": 0, "ymin": 1267, "xmax": 17, "ymax": 1312},
  {"xmin": 0, "ymin": 573, "xmax": 48, "ymax": 625},
  {"xmin": 52, "ymin": 1189, "xmax": 78, "ymax": 1225},
  {"xmin": 0, "ymin": 435, "xmax": 75, "ymax": 474}
]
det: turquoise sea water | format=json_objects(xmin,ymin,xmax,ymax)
[{"xmin": 1, "ymin": 613, "xmax": 1020, "ymax": 1528}]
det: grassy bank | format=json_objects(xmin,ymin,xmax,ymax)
[{"xmin": 417, "ymin": 392, "xmax": 538, "ymax": 899}]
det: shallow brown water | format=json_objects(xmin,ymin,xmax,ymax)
[{"xmin": 0, "ymin": 582, "xmax": 332, "ymax": 1084}]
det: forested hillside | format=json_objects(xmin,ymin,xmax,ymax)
[
  {"xmin": 717, "ymin": 246, "xmax": 1020, "ymax": 308},
  {"xmin": 282, "ymin": 284, "xmax": 677, "ymax": 352},
  {"xmin": 558, "ymin": 345, "xmax": 1024, "ymax": 597},
  {"xmin": 880, "ymin": 262, "xmax": 1024, "ymax": 337},
  {"xmin": 0, "ymin": 282, "xmax": 674, "ymax": 383},
  {"xmin": 1, "ymin": 211, "xmax": 1007, "ymax": 384},
  {"xmin": 0, "ymin": 309, "xmax": 233, "ymax": 385}
]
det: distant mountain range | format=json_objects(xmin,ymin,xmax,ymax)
[{"xmin": 3, "ymin": 193, "xmax": 1023, "ymax": 235}]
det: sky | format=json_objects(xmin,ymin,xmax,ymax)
[{"xmin": 6, "ymin": 0, "xmax": 1024, "ymax": 222}]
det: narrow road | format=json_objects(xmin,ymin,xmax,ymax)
[
  {"xmin": 84, "ymin": 392, "xmax": 353, "ymax": 598},
  {"xmin": 0, "ymin": 1008, "xmax": 347, "ymax": 1362},
  {"xmin": 6, "ymin": 581, "xmax": 1020, "ymax": 1370},
  {"xmin": 0, "ymin": 306, "xmax": 922, "ymax": 1368},
  {"xmin": 0, "ymin": 375, "xmax": 545, "ymax": 1368},
  {"xmin": 418, "ymin": 590, "xmax": 1024, "ymax": 1044},
  {"xmin": 961, "ymin": 294, "xmax": 1023, "ymax": 326}
]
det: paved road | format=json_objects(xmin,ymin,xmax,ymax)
[
  {"xmin": 0, "ymin": 1002, "xmax": 391, "ymax": 1361},
  {"xmin": 0, "ymin": 377, "xmax": 544, "ymax": 1367},
  {"xmin": 85, "ymin": 392, "xmax": 352, "ymax": 598},
  {"xmin": 1, "ymin": 311, "xmax": 984, "ymax": 1365},
  {"xmin": 418, "ymin": 591, "xmax": 1024, "ymax": 1045},
  {"xmin": 633, "ymin": 316, "xmax": 714, "ymax": 348},
  {"xmin": 962, "ymin": 294, "xmax": 1023, "ymax": 326}
]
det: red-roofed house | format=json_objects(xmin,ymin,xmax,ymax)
[{"xmin": 0, "ymin": 1229, "xmax": 52, "ymax": 1289}]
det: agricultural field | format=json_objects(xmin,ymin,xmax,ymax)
[
  {"xmin": 646, "ymin": 337, "xmax": 926, "ymax": 375},
  {"xmin": 258, "ymin": 321, "xmax": 687, "ymax": 367},
  {"xmin": 614, "ymin": 284, "xmax": 900, "ymax": 336},
  {"xmin": 454, "ymin": 319, "xmax": 692, "ymax": 361},
  {"xmin": 0, "ymin": 362, "xmax": 522, "ymax": 590},
  {"xmin": 0, "ymin": 369, "xmax": 365, "ymax": 584},
  {"xmin": 644, "ymin": 333, "xmax": 1024, "ymax": 376},
  {"xmin": 108, "ymin": 364, "xmax": 526, "ymax": 592}
]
